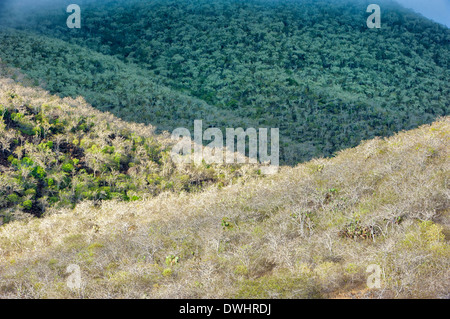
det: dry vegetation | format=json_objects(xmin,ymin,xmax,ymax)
[{"xmin": 0, "ymin": 78, "xmax": 448, "ymax": 298}]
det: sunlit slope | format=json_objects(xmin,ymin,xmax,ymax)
[
  {"xmin": 1, "ymin": 113, "xmax": 448, "ymax": 298},
  {"xmin": 1, "ymin": 0, "xmax": 448, "ymax": 163},
  {"xmin": 0, "ymin": 72, "xmax": 259, "ymax": 219}
]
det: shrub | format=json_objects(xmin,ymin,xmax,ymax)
[
  {"xmin": 7, "ymin": 194, "xmax": 20, "ymax": 203},
  {"xmin": 61, "ymin": 163, "xmax": 74, "ymax": 173},
  {"xmin": 22, "ymin": 200, "xmax": 33, "ymax": 210}
]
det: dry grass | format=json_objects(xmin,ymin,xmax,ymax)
[
  {"xmin": 0, "ymin": 66, "xmax": 448, "ymax": 299},
  {"xmin": 0, "ymin": 107, "xmax": 448, "ymax": 298}
]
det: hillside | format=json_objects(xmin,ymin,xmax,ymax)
[
  {"xmin": 0, "ymin": 75, "xmax": 448, "ymax": 298},
  {"xmin": 0, "ymin": 0, "xmax": 449, "ymax": 300},
  {"xmin": 0, "ymin": 69, "xmax": 259, "ymax": 220},
  {"xmin": 0, "ymin": 0, "xmax": 448, "ymax": 163}
]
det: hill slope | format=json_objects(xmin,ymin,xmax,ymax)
[
  {"xmin": 0, "ymin": 70, "xmax": 259, "ymax": 219},
  {"xmin": 0, "ymin": 88, "xmax": 448, "ymax": 297}
]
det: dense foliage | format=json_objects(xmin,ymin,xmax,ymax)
[{"xmin": 0, "ymin": 0, "xmax": 448, "ymax": 164}]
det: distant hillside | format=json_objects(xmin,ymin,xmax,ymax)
[{"xmin": 0, "ymin": 0, "xmax": 448, "ymax": 163}]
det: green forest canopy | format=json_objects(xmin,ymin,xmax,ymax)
[{"xmin": 0, "ymin": 0, "xmax": 448, "ymax": 164}]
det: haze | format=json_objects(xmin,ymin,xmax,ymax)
[
  {"xmin": 395, "ymin": 0, "xmax": 450, "ymax": 27},
  {"xmin": 0, "ymin": 0, "xmax": 449, "ymax": 28}
]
